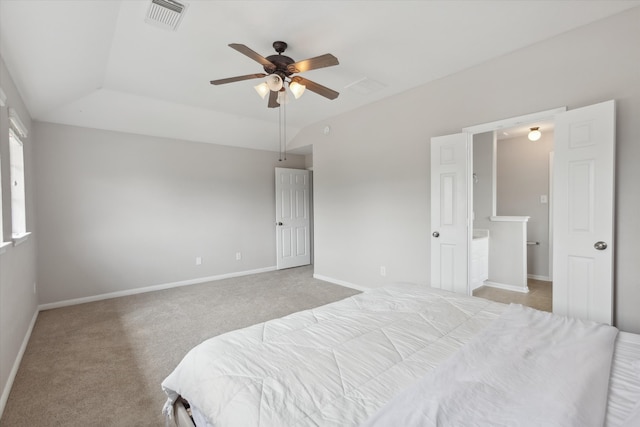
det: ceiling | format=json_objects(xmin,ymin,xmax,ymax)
[
  {"xmin": 1, "ymin": 1, "xmax": 638, "ymax": 154},
  {"xmin": 496, "ymin": 122, "xmax": 554, "ymax": 141}
]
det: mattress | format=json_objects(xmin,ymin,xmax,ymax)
[{"xmin": 162, "ymin": 284, "xmax": 640, "ymax": 426}]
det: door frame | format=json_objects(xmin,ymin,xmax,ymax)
[{"xmin": 460, "ymin": 107, "xmax": 566, "ymax": 295}]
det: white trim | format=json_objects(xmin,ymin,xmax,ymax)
[
  {"xmin": 0, "ymin": 87, "xmax": 6, "ymax": 107},
  {"xmin": 12, "ymin": 232, "xmax": 31, "ymax": 246},
  {"xmin": 8, "ymin": 108, "xmax": 28, "ymax": 138},
  {"xmin": 0, "ymin": 241, "xmax": 11, "ymax": 255},
  {"xmin": 462, "ymin": 107, "xmax": 566, "ymax": 135},
  {"xmin": 483, "ymin": 280, "xmax": 530, "ymax": 293},
  {"xmin": 0, "ymin": 309, "xmax": 38, "ymax": 419},
  {"xmin": 528, "ymin": 274, "xmax": 552, "ymax": 282},
  {"xmin": 38, "ymin": 266, "xmax": 277, "ymax": 311},
  {"xmin": 548, "ymin": 151, "xmax": 554, "ymax": 282},
  {"xmin": 313, "ymin": 274, "xmax": 370, "ymax": 292},
  {"xmin": 489, "ymin": 216, "xmax": 530, "ymax": 222}
]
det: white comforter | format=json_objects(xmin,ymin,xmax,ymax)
[
  {"xmin": 363, "ymin": 303, "xmax": 618, "ymax": 427},
  {"xmin": 162, "ymin": 284, "xmax": 505, "ymax": 426},
  {"xmin": 162, "ymin": 284, "xmax": 617, "ymax": 426}
]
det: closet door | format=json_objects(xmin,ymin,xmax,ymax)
[{"xmin": 275, "ymin": 168, "xmax": 311, "ymax": 270}]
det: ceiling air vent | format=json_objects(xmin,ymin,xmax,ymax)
[
  {"xmin": 344, "ymin": 77, "xmax": 386, "ymax": 96},
  {"xmin": 145, "ymin": 0, "xmax": 187, "ymax": 31}
]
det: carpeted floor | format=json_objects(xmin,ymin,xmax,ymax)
[{"xmin": 1, "ymin": 266, "xmax": 360, "ymax": 426}]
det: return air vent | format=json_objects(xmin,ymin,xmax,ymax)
[
  {"xmin": 344, "ymin": 77, "xmax": 386, "ymax": 96},
  {"xmin": 145, "ymin": 0, "xmax": 187, "ymax": 31}
]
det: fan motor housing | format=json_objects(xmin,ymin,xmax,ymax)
[{"xmin": 265, "ymin": 54, "xmax": 294, "ymax": 77}]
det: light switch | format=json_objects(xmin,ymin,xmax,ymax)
[{"xmin": 540, "ymin": 195, "xmax": 548, "ymax": 204}]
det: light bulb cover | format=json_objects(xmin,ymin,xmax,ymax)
[
  {"xmin": 276, "ymin": 89, "xmax": 289, "ymax": 105},
  {"xmin": 528, "ymin": 127, "xmax": 542, "ymax": 141},
  {"xmin": 289, "ymin": 80, "xmax": 306, "ymax": 99},
  {"xmin": 254, "ymin": 82, "xmax": 269, "ymax": 99},
  {"xmin": 266, "ymin": 74, "xmax": 283, "ymax": 92}
]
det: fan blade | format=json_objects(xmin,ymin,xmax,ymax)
[
  {"xmin": 267, "ymin": 90, "xmax": 279, "ymax": 108},
  {"xmin": 287, "ymin": 54, "xmax": 339, "ymax": 74},
  {"xmin": 292, "ymin": 76, "xmax": 339, "ymax": 100},
  {"xmin": 210, "ymin": 73, "xmax": 266, "ymax": 85},
  {"xmin": 229, "ymin": 43, "xmax": 276, "ymax": 72}
]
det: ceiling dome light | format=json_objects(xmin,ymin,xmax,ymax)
[
  {"xmin": 253, "ymin": 82, "xmax": 269, "ymax": 99},
  {"xmin": 266, "ymin": 74, "xmax": 283, "ymax": 92},
  {"xmin": 528, "ymin": 127, "xmax": 542, "ymax": 141}
]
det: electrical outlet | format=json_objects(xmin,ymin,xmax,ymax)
[
  {"xmin": 380, "ymin": 266, "xmax": 386, "ymax": 277},
  {"xmin": 236, "ymin": 252, "xmax": 242, "ymax": 261},
  {"xmin": 195, "ymin": 256, "xmax": 202, "ymax": 265},
  {"xmin": 540, "ymin": 195, "xmax": 548, "ymax": 204}
]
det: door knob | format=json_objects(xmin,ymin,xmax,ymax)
[
  {"xmin": 594, "ymin": 241, "xmax": 607, "ymax": 250},
  {"xmin": 276, "ymin": 222, "xmax": 283, "ymax": 226},
  {"xmin": 432, "ymin": 231, "xmax": 440, "ymax": 238}
]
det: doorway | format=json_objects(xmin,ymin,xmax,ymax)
[
  {"xmin": 470, "ymin": 123, "xmax": 554, "ymax": 310},
  {"xmin": 456, "ymin": 101, "xmax": 616, "ymax": 325}
]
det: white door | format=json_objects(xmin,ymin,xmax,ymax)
[
  {"xmin": 275, "ymin": 168, "xmax": 311, "ymax": 269},
  {"xmin": 430, "ymin": 133, "xmax": 469, "ymax": 294},
  {"xmin": 553, "ymin": 100, "xmax": 615, "ymax": 324}
]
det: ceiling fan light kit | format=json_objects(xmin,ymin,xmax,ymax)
[
  {"xmin": 266, "ymin": 74, "xmax": 284, "ymax": 92},
  {"xmin": 210, "ymin": 41, "xmax": 339, "ymax": 108},
  {"xmin": 289, "ymin": 78, "xmax": 306, "ymax": 99},
  {"xmin": 276, "ymin": 90, "xmax": 289, "ymax": 105},
  {"xmin": 253, "ymin": 82, "xmax": 270, "ymax": 99}
]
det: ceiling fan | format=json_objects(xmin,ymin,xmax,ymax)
[{"xmin": 210, "ymin": 41, "xmax": 339, "ymax": 108}]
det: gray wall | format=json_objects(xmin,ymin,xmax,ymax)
[
  {"xmin": 34, "ymin": 123, "xmax": 304, "ymax": 304},
  {"xmin": 497, "ymin": 132, "xmax": 553, "ymax": 279},
  {"xmin": 0, "ymin": 56, "xmax": 38, "ymax": 414},
  {"xmin": 292, "ymin": 8, "xmax": 640, "ymax": 333}
]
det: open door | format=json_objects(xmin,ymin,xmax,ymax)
[
  {"xmin": 553, "ymin": 100, "xmax": 615, "ymax": 325},
  {"xmin": 430, "ymin": 133, "xmax": 469, "ymax": 294},
  {"xmin": 275, "ymin": 168, "xmax": 311, "ymax": 270}
]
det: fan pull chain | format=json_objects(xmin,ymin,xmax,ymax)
[
  {"xmin": 278, "ymin": 103, "xmax": 282, "ymax": 161},
  {"xmin": 283, "ymin": 99, "xmax": 287, "ymax": 161},
  {"xmin": 277, "ymin": 95, "xmax": 287, "ymax": 162}
]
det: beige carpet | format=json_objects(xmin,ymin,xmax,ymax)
[{"xmin": 1, "ymin": 266, "xmax": 360, "ymax": 426}]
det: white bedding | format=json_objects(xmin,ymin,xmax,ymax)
[
  {"xmin": 161, "ymin": 284, "xmax": 635, "ymax": 426},
  {"xmin": 362, "ymin": 304, "xmax": 618, "ymax": 427},
  {"xmin": 162, "ymin": 284, "xmax": 505, "ymax": 426}
]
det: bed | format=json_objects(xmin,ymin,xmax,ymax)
[{"xmin": 162, "ymin": 283, "xmax": 640, "ymax": 426}]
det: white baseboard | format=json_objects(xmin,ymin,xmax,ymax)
[
  {"xmin": 313, "ymin": 274, "xmax": 370, "ymax": 292},
  {"xmin": 527, "ymin": 274, "xmax": 552, "ymax": 282},
  {"xmin": 38, "ymin": 266, "xmax": 277, "ymax": 311},
  {"xmin": 0, "ymin": 308, "xmax": 38, "ymax": 419},
  {"xmin": 483, "ymin": 280, "xmax": 530, "ymax": 294}
]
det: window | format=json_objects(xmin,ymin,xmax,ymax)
[
  {"xmin": 0, "ymin": 88, "xmax": 6, "ymax": 251},
  {"xmin": 8, "ymin": 108, "xmax": 29, "ymax": 242},
  {"xmin": 0, "ymin": 151, "xmax": 5, "ymax": 250},
  {"xmin": 9, "ymin": 129, "xmax": 27, "ymax": 238}
]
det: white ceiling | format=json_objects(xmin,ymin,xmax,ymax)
[{"xmin": 1, "ymin": 1, "xmax": 638, "ymax": 153}]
